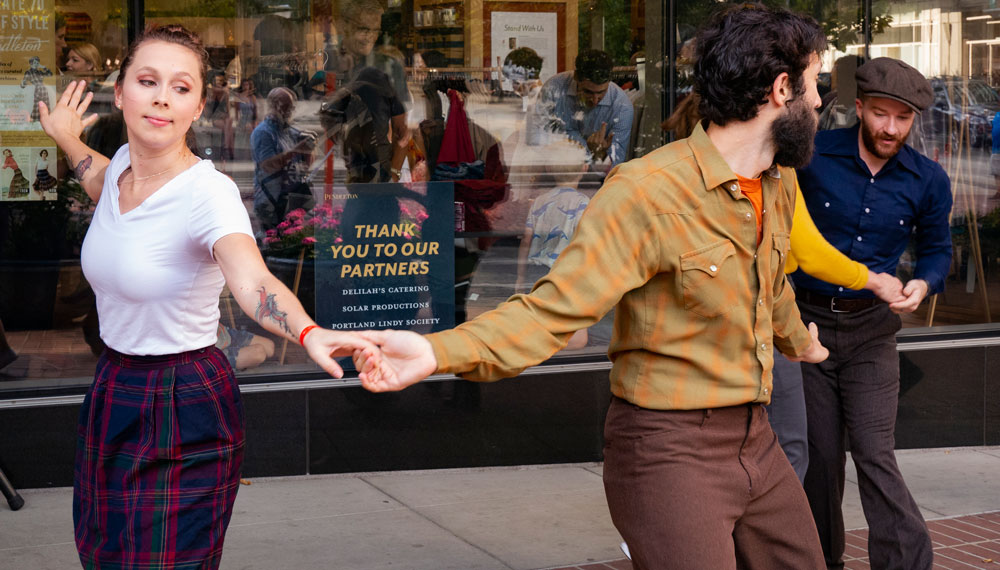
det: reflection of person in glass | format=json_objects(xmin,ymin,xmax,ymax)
[
  {"xmin": 503, "ymin": 47, "xmax": 543, "ymax": 109},
  {"xmin": 21, "ymin": 56, "xmax": 53, "ymax": 122},
  {"xmin": 319, "ymin": 67, "xmax": 407, "ymax": 184},
  {"xmin": 36, "ymin": 24, "xmax": 382, "ymax": 569},
  {"xmin": 320, "ymin": 72, "xmax": 425, "ymax": 329},
  {"xmin": 329, "ymin": 0, "xmax": 411, "ymax": 108},
  {"xmin": 206, "ymin": 70, "xmax": 235, "ymax": 163},
  {"xmin": 32, "ymin": 149, "xmax": 57, "ymax": 198},
  {"xmin": 65, "ymin": 43, "xmax": 101, "ymax": 74},
  {"xmin": 251, "ymin": 87, "xmax": 316, "ymax": 232},
  {"xmin": 530, "ymin": 49, "xmax": 633, "ymax": 165},
  {"xmin": 2, "ymin": 149, "xmax": 30, "ymax": 199}
]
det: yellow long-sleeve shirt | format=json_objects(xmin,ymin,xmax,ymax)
[{"xmin": 788, "ymin": 178, "xmax": 868, "ymax": 288}]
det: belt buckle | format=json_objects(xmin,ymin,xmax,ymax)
[{"xmin": 830, "ymin": 297, "xmax": 850, "ymax": 313}]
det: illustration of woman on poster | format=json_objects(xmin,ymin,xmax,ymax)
[
  {"xmin": 21, "ymin": 56, "xmax": 54, "ymax": 123},
  {"xmin": 2, "ymin": 149, "xmax": 31, "ymax": 199},
  {"xmin": 33, "ymin": 149, "xmax": 57, "ymax": 198}
]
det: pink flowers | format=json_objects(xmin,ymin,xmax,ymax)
[
  {"xmin": 262, "ymin": 200, "xmax": 429, "ymax": 257},
  {"xmin": 262, "ymin": 203, "xmax": 343, "ymax": 258}
]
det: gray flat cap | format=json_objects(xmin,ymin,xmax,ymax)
[{"xmin": 855, "ymin": 57, "xmax": 933, "ymax": 112}]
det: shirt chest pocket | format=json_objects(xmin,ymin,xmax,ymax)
[
  {"xmin": 771, "ymin": 232, "xmax": 790, "ymax": 295},
  {"xmin": 872, "ymin": 211, "xmax": 914, "ymax": 248},
  {"xmin": 680, "ymin": 240, "xmax": 738, "ymax": 318}
]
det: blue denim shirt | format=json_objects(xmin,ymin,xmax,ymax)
[
  {"xmin": 528, "ymin": 72, "xmax": 634, "ymax": 165},
  {"xmin": 992, "ymin": 111, "xmax": 1000, "ymax": 154},
  {"xmin": 793, "ymin": 125, "xmax": 953, "ymax": 298}
]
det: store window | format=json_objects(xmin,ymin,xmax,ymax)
[
  {"xmin": 866, "ymin": 0, "xmax": 1000, "ymax": 328},
  {"xmin": 1, "ymin": 0, "xmax": 128, "ymax": 388},
  {"xmin": 1, "ymin": 0, "xmax": 653, "ymax": 389},
  {"xmin": 8, "ymin": 0, "xmax": 994, "ymax": 393}
]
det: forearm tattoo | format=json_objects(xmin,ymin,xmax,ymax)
[
  {"xmin": 73, "ymin": 155, "xmax": 93, "ymax": 179},
  {"xmin": 255, "ymin": 286, "xmax": 292, "ymax": 335}
]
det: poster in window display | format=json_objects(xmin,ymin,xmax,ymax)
[
  {"xmin": 1, "ymin": 1, "xmax": 58, "ymax": 200},
  {"xmin": 490, "ymin": 11, "xmax": 558, "ymax": 83},
  {"xmin": 314, "ymin": 181, "xmax": 456, "ymax": 333}
]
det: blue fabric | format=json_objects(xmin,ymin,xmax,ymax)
[
  {"xmin": 530, "ymin": 72, "xmax": 634, "ymax": 165},
  {"xmin": 992, "ymin": 111, "xmax": 1000, "ymax": 154},
  {"xmin": 432, "ymin": 160, "xmax": 485, "ymax": 181},
  {"xmin": 793, "ymin": 125, "xmax": 953, "ymax": 298},
  {"xmin": 250, "ymin": 116, "xmax": 310, "ymax": 214}
]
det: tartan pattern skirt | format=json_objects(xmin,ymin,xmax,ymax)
[{"xmin": 74, "ymin": 346, "xmax": 245, "ymax": 569}]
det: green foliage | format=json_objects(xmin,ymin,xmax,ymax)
[{"xmin": 579, "ymin": 0, "xmax": 633, "ymax": 66}]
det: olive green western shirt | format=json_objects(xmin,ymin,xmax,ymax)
[{"xmin": 426, "ymin": 123, "xmax": 812, "ymax": 410}]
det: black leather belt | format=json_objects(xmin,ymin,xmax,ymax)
[{"xmin": 795, "ymin": 288, "xmax": 880, "ymax": 313}]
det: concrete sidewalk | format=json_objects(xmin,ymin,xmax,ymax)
[{"xmin": 2, "ymin": 446, "xmax": 999, "ymax": 569}]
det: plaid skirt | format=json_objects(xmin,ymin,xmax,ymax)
[{"xmin": 74, "ymin": 346, "xmax": 245, "ymax": 569}]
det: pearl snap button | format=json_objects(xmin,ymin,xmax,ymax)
[{"xmin": 710, "ymin": 265, "xmax": 718, "ymax": 272}]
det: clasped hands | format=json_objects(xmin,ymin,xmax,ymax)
[
  {"xmin": 341, "ymin": 329, "xmax": 436, "ymax": 392},
  {"xmin": 865, "ymin": 271, "xmax": 929, "ymax": 314}
]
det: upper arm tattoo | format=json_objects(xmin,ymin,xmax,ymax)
[
  {"xmin": 73, "ymin": 155, "xmax": 93, "ymax": 180},
  {"xmin": 255, "ymin": 286, "xmax": 292, "ymax": 334}
]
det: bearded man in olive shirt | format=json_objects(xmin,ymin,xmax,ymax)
[{"xmin": 358, "ymin": 5, "xmax": 830, "ymax": 569}]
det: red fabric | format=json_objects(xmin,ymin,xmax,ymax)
[{"xmin": 437, "ymin": 90, "xmax": 476, "ymax": 165}]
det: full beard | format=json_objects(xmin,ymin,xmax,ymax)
[
  {"xmin": 860, "ymin": 117, "xmax": 908, "ymax": 159},
  {"xmin": 770, "ymin": 98, "xmax": 819, "ymax": 169}
]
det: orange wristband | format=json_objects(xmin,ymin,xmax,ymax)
[{"xmin": 298, "ymin": 325, "xmax": 320, "ymax": 346}]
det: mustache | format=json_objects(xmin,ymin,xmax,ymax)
[{"xmin": 872, "ymin": 130, "xmax": 904, "ymax": 142}]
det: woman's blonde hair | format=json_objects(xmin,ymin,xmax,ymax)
[{"xmin": 68, "ymin": 42, "xmax": 102, "ymax": 71}]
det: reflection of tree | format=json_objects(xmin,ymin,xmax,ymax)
[
  {"xmin": 675, "ymin": 0, "xmax": 893, "ymax": 54},
  {"xmin": 814, "ymin": 0, "xmax": 892, "ymax": 53},
  {"xmin": 579, "ymin": 0, "xmax": 632, "ymax": 65}
]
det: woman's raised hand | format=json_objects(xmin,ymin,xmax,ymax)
[{"xmin": 38, "ymin": 80, "xmax": 100, "ymax": 147}]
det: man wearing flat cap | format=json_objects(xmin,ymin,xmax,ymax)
[{"xmin": 793, "ymin": 57, "xmax": 952, "ymax": 570}]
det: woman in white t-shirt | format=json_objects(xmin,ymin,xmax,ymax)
[{"xmin": 38, "ymin": 25, "xmax": 383, "ymax": 570}]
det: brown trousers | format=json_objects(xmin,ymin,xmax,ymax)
[{"xmin": 603, "ymin": 397, "xmax": 825, "ymax": 570}]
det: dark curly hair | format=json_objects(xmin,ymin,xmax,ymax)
[
  {"xmin": 694, "ymin": 3, "xmax": 825, "ymax": 126},
  {"xmin": 574, "ymin": 49, "xmax": 614, "ymax": 85},
  {"xmin": 504, "ymin": 47, "xmax": 543, "ymax": 79}
]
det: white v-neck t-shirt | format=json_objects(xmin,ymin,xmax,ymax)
[{"xmin": 81, "ymin": 144, "xmax": 253, "ymax": 355}]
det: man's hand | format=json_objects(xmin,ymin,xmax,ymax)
[
  {"xmin": 785, "ymin": 322, "xmax": 829, "ymax": 363},
  {"xmin": 585, "ymin": 123, "xmax": 614, "ymax": 161},
  {"xmin": 354, "ymin": 329, "xmax": 438, "ymax": 392},
  {"xmin": 888, "ymin": 279, "xmax": 929, "ymax": 314},
  {"xmin": 865, "ymin": 271, "xmax": 905, "ymax": 304}
]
